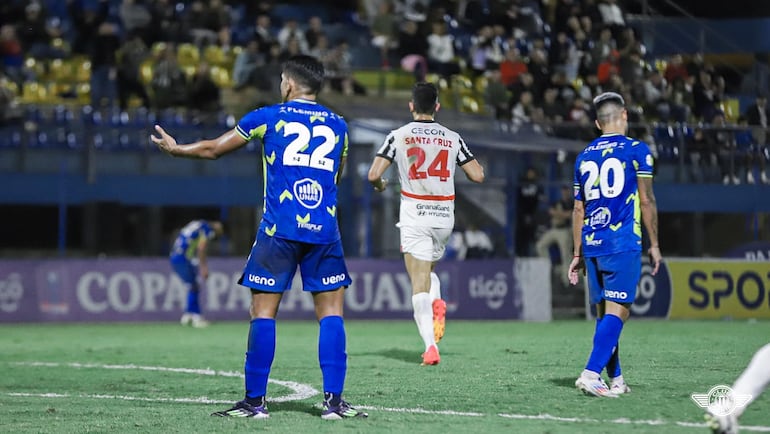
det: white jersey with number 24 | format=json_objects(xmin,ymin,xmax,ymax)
[{"xmin": 376, "ymin": 120, "xmax": 476, "ymax": 228}]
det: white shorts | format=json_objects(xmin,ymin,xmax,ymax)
[{"xmin": 399, "ymin": 225, "xmax": 452, "ymax": 262}]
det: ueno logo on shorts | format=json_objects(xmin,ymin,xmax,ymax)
[
  {"xmin": 322, "ymin": 273, "xmax": 347, "ymax": 285},
  {"xmin": 293, "ymin": 178, "xmax": 323, "ymax": 209},
  {"xmin": 248, "ymin": 274, "xmax": 276, "ymax": 286},
  {"xmin": 604, "ymin": 289, "xmax": 628, "ymax": 300}
]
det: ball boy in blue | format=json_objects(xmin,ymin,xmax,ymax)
[
  {"xmin": 151, "ymin": 55, "xmax": 366, "ymax": 420},
  {"xmin": 568, "ymin": 92, "xmax": 663, "ymax": 397}
]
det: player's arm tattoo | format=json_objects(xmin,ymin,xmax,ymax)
[{"xmin": 638, "ymin": 177, "xmax": 659, "ymax": 247}]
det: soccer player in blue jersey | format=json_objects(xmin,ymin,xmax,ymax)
[
  {"xmin": 568, "ymin": 92, "xmax": 663, "ymax": 398},
  {"xmin": 170, "ymin": 219, "xmax": 223, "ymax": 328},
  {"xmin": 151, "ymin": 55, "xmax": 367, "ymax": 420}
]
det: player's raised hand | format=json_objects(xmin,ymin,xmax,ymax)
[
  {"xmin": 648, "ymin": 246, "xmax": 662, "ymax": 275},
  {"xmin": 150, "ymin": 125, "xmax": 177, "ymax": 155},
  {"xmin": 567, "ymin": 255, "xmax": 584, "ymax": 286}
]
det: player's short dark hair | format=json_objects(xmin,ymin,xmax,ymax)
[
  {"xmin": 593, "ymin": 92, "xmax": 625, "ymax": 111},
  {"xmin": 282, "ymin": 55, "xmax": 325, "ymax": 95},
  {"xmin": 412, "ymin": 82, "xmax": 439, "ymax": 114}
]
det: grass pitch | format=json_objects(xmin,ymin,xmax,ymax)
[{"xmin": 1, "ymin": 320, "xmax": 768, "ymax": 433}]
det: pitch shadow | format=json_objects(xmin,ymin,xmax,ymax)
[
  {"xmin": 550, "ymin": 377, "xmax": 578, "ymax": 389},
  {"xmin": 350, "ymin": 348, "xmax": 419, "ymax": 364},
  {"xmin": 268, "ymin": 400, "xmax": 319, "ymax": 416}
]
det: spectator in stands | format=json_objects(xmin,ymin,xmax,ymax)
[
  {"xmin": 253, "ymin": 14, "xmax": 275, "ymax": 56},
  {"xmin": 536, "ymin": 185, "xmax": 573, "ymax": 286},
  {"xmin": 152, "ymin": 46, "xmax": 187, "ymax": 109},
  {"xmin": 643, "ymin": 69, "xmax": 670, "ymax": 121},
  {"xmin": 279, "ymin": 37, "xmax": 305, "ymax": 61},
  {"xmin": 16, "ymin": 2, "xmax": 63, "ymax": 59},
  {"xmin": 669, "ymin": 76, "xmax": 693, "ymax": 122},
  {"xmin": 693, "ymin": 70, "xmax": 720, "ymax": 121},
  {"xmin": 187, "ymin": 61, "xmax": 221, "ymax": 116},
  {"xmin": 597, "ymin": 0, "xmax": 625, "ymax": 38},
  {"xmin": 325, "ymin": 40, "xmax": 366, "ymax": 96},
  {"xmin": 233, "ymin": 39, "xmax": 264, "ymax": 90},
  {"xmin": 741, "ymin": 53, "xmax": 770, "ymax": 96},
  {"xmin": 148, "ymin": 0, "xmax": 183, "ymax": 44},
  {"xmin": 251, "ymin": 42, "xmax": 283, "ymax": 97},
  {"xmin": 370, "ymin": 1, "xmax": 398, "ymax": 66},
  {"xmin": 0, "ymin": 25, "xmax": 24, "ymax": 84},
  {"xmin": 426, "ymin": 21, "xmax": 460, "ymax": 81},
  {"xmin": 577, "ymin": 73, "xmax": 603, "ymax": 102},
  {"xmin": 589, "ymin": 28, "xmax": 615, "ymax": 72},
  {"xmin": 185, "ymin": 0, "xmax": 223, "ymax": 47},
  {"xmin": 744, "ymin": 94, "xmax": 770, "ymax": 184},
  {"xmin": 499, "ymin": 48, "xmax": 528, "ymax": 88},
  {"xmin": 483, "ymin": 69, "xmax": 511, "ymax": 127},
  {"xmin": 527, "ymin": 48, "xmax": 550, "ymax": 97},
  {"xmin": 516, "ymin": 167, "xmax": 542, "ymax": 257},
  {"xmin": 688, "ymin": 125, "xmax": 720, "ymax": 183},
  {"xmin": 69, "ymin": 0, "xmax": 109, "ymax": 55},
  {"xmin": 305, "ymin": 16, "xmax": 325, "ymax": 51},
  {"xmin": 464, "ymin": 223, "xmax": 494, "ymax": 259},
  {"xmin": 618, "ymin": 49, "xmax": 645, "ymax": 94},
  {"xmin": 116, "ymin": 31, "xmax": 151, "ymax": 110},
  {"xmin": 208, "ymin": 0, "xmax": 232, "ymax": 49},
  {"xmin": 119, "ymin": 0, "xmax": 151, "ymax": 44},
  {"xmin": 542, "ymin": 87, "xmax": 565, "ymax": 122},
  {"xmin": 469, "ymin": 26, "xmax": 494, "ymax": 77},
  {"xmin": 549, "ymin": 31, "xmax": 572, "ymax": 75},
  {"xmin": 664, "ymin": 53, "xmax": 688, "ymax": 84},
  {"xmin": 397, "ymin": 20, "xmax": 427, "ymax": 82},
  {"xmin": 277, "ymin": 18, "xmax": 308, "ymax": 54},
  {"xmin": 596, "ymin": 51, "xmax": 618, "ymax": 85},
  {"xmin": 90, "ymin": 22, "xmax": 120, "ymax": 109},
  {"xmin": 511, "ymin": 90, "xmax": 535, "ymax": 131}
]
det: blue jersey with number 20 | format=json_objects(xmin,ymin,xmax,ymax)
[
  {"xmin": 573, "ymin": 133, "xmax": 654, "ymax": 258},
  {"xmin": 236, "ymin": 98, "xmax": 348, "ymax": 244}
]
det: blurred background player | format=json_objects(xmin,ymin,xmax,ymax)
[
  {"xmin": 568, "ymin": 92, "xmax": 662, "ymax": 397},
  {"xmin": 705, "ymin": 343, "xmax": 770, "ymax": 434},
  {"xmin": 536, "ymin": 184, "xmax": 573, "ymax": 286},
  {"xmin": 170, "ymin": 219, "xmax": 223, "ymax": 328},
  {"xmin": 368, "ymin": 82, "xmax": 485, "ymax": 366},
  {"xmin": 152, "ymin": 55, "xmax": 366, "ymax": 420}
]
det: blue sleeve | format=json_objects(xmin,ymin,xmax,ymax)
[
  {"xmin": 235, "ymin": 107, "xmax": 270, "ymax": 142},
  {"xmin": 573, "ymin": 156, "xmax": 584, "ymax": 201},
  {"xmin": 634, "ymin": 141, "xmax": 654, "ymax": 178}
]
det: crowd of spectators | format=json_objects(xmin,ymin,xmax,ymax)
[
  {"xmin": 359, "ymin": 0, "xmax": 769, "ymax": 184},
  {"xmin": 0, "ymin": 0, "xmax": 768, "ymax": 183}
]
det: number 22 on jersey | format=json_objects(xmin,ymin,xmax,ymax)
[
  {"xmin": 282, "ymin": 121, "xmax": 336, "ymax": 172},
  {"xmin": 580, "ymin": 157, "xmax": 625, "ymax": 200},
  {"xmin": 407, "ymin": 147, "xmax": 450, "ymax": 181}
]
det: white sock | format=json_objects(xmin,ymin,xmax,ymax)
[
  {"xmin": 732, "ymin": 343, "xmax": 770, "ymax": 417},
  {"xmin": 429, "ymin": 272, "xmax": 441, "ymax": 301},
  {"xmin": 610, "ymin": 375, "xmax": 625, "ymax": 386},
  {"xmin": 412, "ymin": 292, "xmax": 436, "ymax": 351}
]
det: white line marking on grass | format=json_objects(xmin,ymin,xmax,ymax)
[
  {"xmin": 357, "ymin": 406, "xmax": 485, "ymax": 417},
  {"xmin": 13, "ymin": 361, "xmax": 319, "ymax": 403},
  {"xmin": 499, "ymin": 413, "xmax": 770, "ymax": 432},
  {"xmin": 7, "ymin": 392, "xmax": 233, "ymax": 405}
]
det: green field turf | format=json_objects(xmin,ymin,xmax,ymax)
[{"xmin": 1, "ymin": 320, "xmax": 768, "ymax": 433}]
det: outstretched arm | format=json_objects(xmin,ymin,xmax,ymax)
[
  {"xmin": 151, "ymin": 126, "xmax": 248, "ymax": 160},
  {"xmin": 638, "ymin": 176, "xmax": 662, "ymax": 275},
  {"xmin": 368, "ymin": 156, "xmax": 392, "ymax": 192}
]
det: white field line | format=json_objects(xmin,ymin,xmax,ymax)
[
  {"xmin": 12, "ymin": 361, "xmax": 318, "ymax": 403},
  {"xmin": 9, "ymin": 361, "xmax": 770, "ymax": 432}
]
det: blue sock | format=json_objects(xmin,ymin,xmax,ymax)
[
  {"xmin": 606, "ymin": 343, "xmax": 621, "ymax": 378},
  {"xmin": 319, "ymin": 315, "xmax": 347, "ymax": 405},
  {"xmin": 186, "ymin": 290, "xmax": 201, "ymax": 314},
  {"xmin": 586, "ymin": 314, "xmax": 623, "ymax": 374},
  {"xmin": 244, "ymin": 318, "xmax": 276, "ymax": 401}
]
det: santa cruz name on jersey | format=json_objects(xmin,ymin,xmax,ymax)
[
  {"xmin": 236, "ymin": 99, "xmax": 348, "ymax": 244},
  {"xmin": 573, "ymin": 133, "xmax": 654, "ymax": 257},
  {"xmin": 171, "ymin": 220, "xmax": 215, "ymax": 263},
  {"xmin": 377, "ymin": 120, "xmax": 475, "ymax": 228}
]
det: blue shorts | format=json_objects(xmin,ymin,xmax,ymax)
[
  {"xmin": 585, "ymin": 251, "xmax": 641, "ymax": 305},
  {"xmin": 238, "ymin": 230, "xmax": 352, "ymax": 293},
  {"xmin": 170, "ymin": 256, "xmax": 199, "ymax": 291}
]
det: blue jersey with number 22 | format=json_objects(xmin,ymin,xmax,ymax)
[
  {"xmin": 573, "ymin": 133, "xmax": 654, "ymax": 258},
  {"xmin": 236, "ymin": 99, "xmax": 348, "ymax": 244}
]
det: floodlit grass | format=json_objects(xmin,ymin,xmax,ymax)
[{"xmin": 1, "ymin": 320, "xmax": 768, "ymax": 433}]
